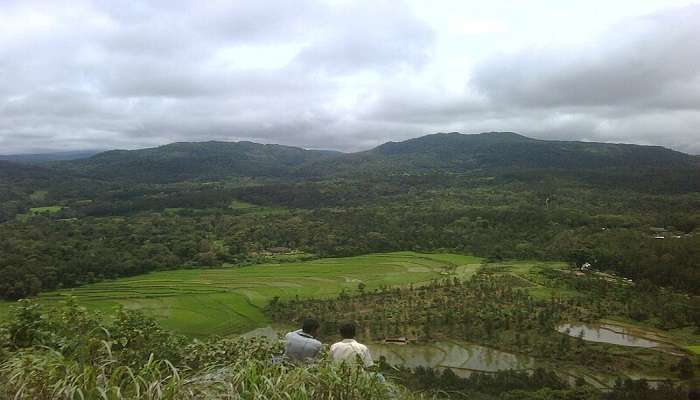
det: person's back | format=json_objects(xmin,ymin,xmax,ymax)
[
  {"xmin": 330, "ymin": 321, "xmax": 373, "ymax": 368},
  {"xmin": 284, "ymin": 318, "xmax": 322, "ymax": 362}
]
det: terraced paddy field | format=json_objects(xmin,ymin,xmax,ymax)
[{"xmin": 0, "ymin": 252, "xmax": 488, "ymax": 337}]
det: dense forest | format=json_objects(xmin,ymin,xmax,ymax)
[{"xmin": 1, "ymin": 171, "xmax": 698, "ymax": 300}]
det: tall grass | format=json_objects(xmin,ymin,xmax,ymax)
[
  {"xmin": 0, "ymin": 300, "xmax": 429, "ymax": 399},
  {"xmin": 1, "ymin": 349, "xmax": 420, "ymax": 399}
]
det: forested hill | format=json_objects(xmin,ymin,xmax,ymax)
[
  {"xmin": 0, "ymin": 160, "xmax": 99, "ymax": 221},
  {"xmin": 304, "ymin": 132, "xmax": 698, "ymax": 177},
  {"xmin": 0, "ymin": 160, "xmax": 75, "ymax": 196},
  {"xmin": 50, "ymin": 132, "xmax": 699, "ymax": 184},
  {"xmin": 373, "ymin": 132, "xmax": 695, "ymax": 169},
  {"xmin": 55, "ymin": 141, "xmax": 339, "ymax": 183}
]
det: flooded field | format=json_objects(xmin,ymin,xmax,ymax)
[
  {"xmin": 557, "ymin": 323, "xmax": 662, "ymax": 348},
  {"xmin": 369, "ymin": 341, "xmax": 535, "ymax": 378}
]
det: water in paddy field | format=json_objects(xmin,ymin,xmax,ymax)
[
  {"xmin": 556, "ymin": 323, "xmax": 661, "ymax": 348},
  {"xmin": 368, "ymin": 341, "xmax": 535, "ymax": 378},
  {"xmin": 242, "ymin": 327, "xmax": 535, "ymax": 377},
  {"xmin": 242, "ymin": 327, "xmax": 671, "ymax": 387}
]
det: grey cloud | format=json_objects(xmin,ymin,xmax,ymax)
[
  {"xmin": 0, "ymin": 0, "xmax": 436, "ymax": 154},
  {"xmin": 294, "ymin": 2, "xmax": 434, "ymax": 73},
  {"xmin": 471, "ymin": 5, "xmax": 700, "ymax": 110},
  {"xmin": 0, "ymin": 0, "xmax": 697, "ymax": 156}
]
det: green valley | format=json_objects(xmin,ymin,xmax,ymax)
[{"xmin": 2, "ymin": 132, "xmax": 699, "ymax": 399}]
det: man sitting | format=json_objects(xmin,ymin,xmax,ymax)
[
  {"xmin": 284, "ymin": 317, "xmax": 322, "ymax": 362},
  {"xmin": 330, "ymin": 321, "xmax": 374, "ymax": 368}
]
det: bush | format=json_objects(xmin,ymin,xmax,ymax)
[{"xmin": 0, "ymin": 300, "xmax": 420, "ymax": 399}]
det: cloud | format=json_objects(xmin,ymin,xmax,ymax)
[
  {"xmin": 0, "ymin": 0, "xmax": 697, "ymax": 155},
  {"xmin": 462, "ymin": 5, "xmax": 700, "ymax": 152},
  {"xmin": 472, "ymin": 5, "xmax": 700, "ymax": 111}
]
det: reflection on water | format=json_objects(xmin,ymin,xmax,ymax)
[
  {"xmin": 557, "ymin": 323, "xmax": 660, "ymax": 348},
  {"xmin": 244, "ymin": 326, "xmax": 670, "ymax": 387},
  {"xmin": 369, "ymin": 341, "xmax": 534, "ymax": 377}
]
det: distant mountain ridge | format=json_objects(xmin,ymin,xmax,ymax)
[
  {"xmin": 0, "ymin": 160, "xmax": 86, "ymax": 204},
  {"xmin": 377, "ymin": 131, "xmax": 694, "ymax": 168},
  {"xmin": 301, "ymin": 132, "xmax": 698, "ymax": 177},
  {"xmin": 57, "ymin": 141, "xmax": 337, "ymax": 182},
  {"xmin": 45, "ymin": 132, "xmax": 699, "ymax": 183},
  {"xmin": 0, "ymin": 150, "xmax": 99, "ymax": 164}
]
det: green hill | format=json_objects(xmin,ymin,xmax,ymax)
[
  {"xmin": 304, "ymin": 132, "xmax": 697, "ymax": 175},
  {"xmin": 0, "ymin": 160, "xmax": 78, "ymax": 202},
  {"xmin": 56, "ymin": 141, "xmax": 339, "ymax": 183},
  {"xmin": 42, "ymin": 133, "xmax": 700, "ymax": 191}
]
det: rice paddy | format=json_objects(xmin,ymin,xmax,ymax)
[{"xmin": 0, "ymin": 252, "xmax": 484, "ymax": 337}]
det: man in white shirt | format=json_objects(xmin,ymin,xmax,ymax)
[
  {"xmin": 330, "ymin": 321, "xmax": 374, "ymax": 368},
  {"xmin": 284, "ymin": 318, "xmax": 322, "ymax": 362}
]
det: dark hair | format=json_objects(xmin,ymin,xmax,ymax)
[
  {"xmin": 689, "ymin": 389, "xmax": 700, "ymax": 400},
  {"xmin": 302, "ymin": 318, "xmax": 320, "ymax": 334},
  {"xmin": 339, "ymin": 322, "xmax": 356, "ymax": 339}
]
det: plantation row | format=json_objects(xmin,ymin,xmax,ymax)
[{"xmin": 269, "ymin": 269, "xmax": 700, "ymax": 388}]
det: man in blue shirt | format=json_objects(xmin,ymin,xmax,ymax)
[{"xmin": 284, "ymin": 318, "xmax": 322, "ymax": 362}]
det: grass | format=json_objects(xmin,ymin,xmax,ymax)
[
  {"xmin": 687, "ymin": 345, "xmax": 700, "ymax": 355},
  {"xmin": 229, "ymin": 200, "xmax": 257, "ymax": 209},
  {"xmin": 15, "ymin": 205, "xmax": 65, "ymax": 221},
  {"xmin": 0, "ymin": 252, "xmax": 493, "ymax": 337},
  {"xmin": 29, "ymin": 206, "xmax": 64, "ymax": 213},
  {"xmin": 1, "ymin": 331, "xmax": 414, "ymax": 400}
]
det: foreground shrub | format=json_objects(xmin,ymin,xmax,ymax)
[
  {"xmin": 0, "ymin": 300, "xmax": 418, "ymax": 399},
  {"xmin": 1, "ymin": 350, "xmax": 403, "ymax": 399}
]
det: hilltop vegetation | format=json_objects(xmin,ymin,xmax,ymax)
[
  {"xmin": 55, "ymin": 141, "xmax": 338, "ymax": 183},
  {"xmin": 312, "ymin": 132, "xmax": 699, "ymax": 180},
  {"xmin": 0, "ymin": 300, "xmax": 409, "ymax": 400},
  {"xmin": 45, "ymin": 132, "xmax": 700, "ymax": 184}
]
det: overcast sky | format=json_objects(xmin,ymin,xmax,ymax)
[{"xmin": 1, "ymin": 0, "xmax": 699, "ymax": 154}]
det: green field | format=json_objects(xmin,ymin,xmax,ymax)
[
  {"xmin": 15, "ymin": 205, "xmax": 65, "ymax": 221},
  {"xmin": 688, "ymin": 345, "xmax": 700, "ymax": 355},
  {"xmin": 0, "ymin": 252, "xmax": 485, "ymax": 337},
  {"xmin": 229, "ymin": 200, "xmax": 257, "ymax": 209},
  {"xmin": 29, "ymin": 206, "xmax": 64, "ymax": 213}
]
